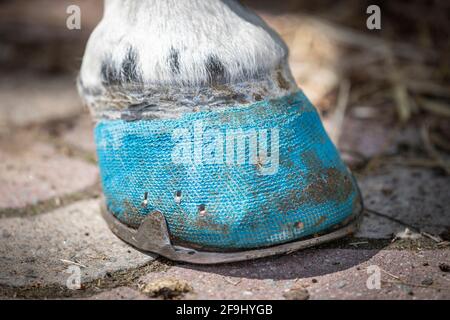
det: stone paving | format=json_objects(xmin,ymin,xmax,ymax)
[{"xmin": 0, "ymin": 74, "xmax": 449, "ymax": 300}]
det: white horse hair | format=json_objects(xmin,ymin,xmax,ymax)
[{"xmin": 79, "ymin": 0, "xmax": 297, "ymax": 119}]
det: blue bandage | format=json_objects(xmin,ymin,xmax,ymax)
[{"xmin": 95, "ymin": 91, "xmax": 361, "ymax": 249}]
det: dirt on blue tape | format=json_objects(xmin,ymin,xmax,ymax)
[{"xmin": 94, "ymin": 91, "xmax": 361, "ymax": 250}]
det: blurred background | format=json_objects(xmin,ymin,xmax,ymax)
[
  {"xmin": 0, "ymin": 0, "xmax": 450, "ymax": 169},
  {"xmin": 0, "ymin": 0, "xmax": 449, "ymax": 300},
  {"xmin": 0, "ymin": 0, "xmax": 449, "ymax": 211}
]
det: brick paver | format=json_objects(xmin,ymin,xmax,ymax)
[
  {"xmin": 0, "ymin": 74, "xmax": 82, "ymax": 130},
  {"xmin": 0, "ymin": 135, "xmax": 98, "ymax": 210},
  {"xmin": 356, "ymin": 166, "xmax": 450, "ymax": 239},
  {"xmin": 61, "ymin": 114, "xmax": 96, "ymax": 154},
  {"xmin": 0, "ymin": 58, "xmax": 448, "ymax": 300},
  {"xmin": 137, "ymin": 249, "xmax": 449, "ymax": 299},
  {"xmin": 0, "ymin": 200, "xmax": 155, "ymax": 289}
]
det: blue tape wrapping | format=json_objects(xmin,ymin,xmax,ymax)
[{"xmin": 95, "ymin": 91, "xmax": 361, "ymax": 250}]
